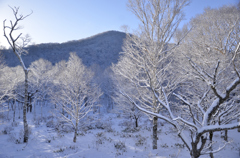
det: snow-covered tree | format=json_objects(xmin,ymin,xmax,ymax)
[
  {"xmin": 114, "ymin": 4, "xmax": 240, "ymax": 158},
  {"xmin": 0, "ymin": 66, "xmax": 24, "ymax": 122},
  {"xmin": 0, "ymin": 65, "xmax": 19, "ymax": 119},
  {"xmin": 3, "ymin": 6, "xmax": 32, "ymax": 143},
  {"xmin": 29, "ymin": 59, "xmax": 54, "ymax": 119},
  {"xmin": 113, "ymin": 0, "xmax": 190, "ymax": 149},
  {"xmin": 175, "ymin": 5, "xmax": 240, "ymax": 144},
  {"xmin": 51, "ymin": 53, "xmax": 102, "ymax": 142}
]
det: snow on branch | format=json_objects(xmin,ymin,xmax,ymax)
[
  {"xmin": 197, "ymin": 88, "xmax": 209, "ymax": 114},
  {"xmin": 173, "ymin": 117, "xmax": 198, "ymax": 130},
  {"xmin": 120, "ymin": 90, "xmax": 174, "ymax": 125},
  {"xmin": 198, "ymin": 122, "xmax": 240, "ymax": 134},
  {"xmin": 202, "ymin": 98, "xmax": 220, "ymax": 126},
  {"xmin": 201, "ymin": 141, "xmax": 231, "ymax": 155}
]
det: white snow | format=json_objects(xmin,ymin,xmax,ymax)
[{"xmin": 0, "ymin": 103, "xmax": 239, "ymax": 158}]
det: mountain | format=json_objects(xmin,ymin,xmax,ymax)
[{"xmin": 1, "ymin": 30, "xmax": 126, "ymax": 70}]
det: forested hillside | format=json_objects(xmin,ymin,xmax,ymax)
[{"xmin": 1, "ymin": 30, "xmax": 126, "ymax": 69}]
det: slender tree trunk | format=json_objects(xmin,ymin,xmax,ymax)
[
  {"xmin": 29, "ymin": 98, "xmax": 32, "ymax": 113},
  {"xmin": 73, "ymin": 122, "xmax": 78, "ymax": 143},
  {"xmin": 209, "ymin": 131, "xmax": 213, "ymax": 141},
  {"xmin": 13, "ymin": 99, "xmax": 16, "ymax": 123},
  {"xmin": 238, "ymin": 118, "xmax": 240, "ymax": 132},
  {"xmin": 7, "ymin": 100, "xmax": 10, "ymax": 120},
  {"xmin": 18, "ymin": 102, "xmax": 21, "ymax": 119},
  {"xmin": 153, "ymin": 116, "xmax": 158, "ymax": 149},
  {"xmin": 41, "ymin": 101, "xmax": 43, "ymax": 119},
  {"xmin": 135, "ymin": 117, "xmax": 138, "ymax": 128},
  {"xmin": 112, "ymin": 101, "xmax": 114, "ymax": 109},
  {"xmin": 34, "ymin": 100, "xmax": 36, "ymax": 120},
  {"xmin": 209, "ymin": 131, "xmax": 214, "ymax": 158},
  {"xmin": 23, "ymin": 70, "xmax": 29, "ymax": 143},
  {"xmin": 224, "ymin": 130, "xmax": 228, "ymax": 141},
  {"xmin": 152, "ymin": 90, "xmax": 158, "ymax": 150}
]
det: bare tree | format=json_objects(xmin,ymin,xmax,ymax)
[
  {"xmin": 113, "ymin": 0, "xmax": 190, "ymax": 149},
  {"xmin": 3, "ymin": 6, "xmax": 32, "ymax": 143},
  {"xmin": 51, "ymin": 53, "xmax": 102, "ymax": 142}
]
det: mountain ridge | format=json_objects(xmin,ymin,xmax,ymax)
[{"xmin": 1, "ymin": 30, "xmax": 126, "ymax": 70}]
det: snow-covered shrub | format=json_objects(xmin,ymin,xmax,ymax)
[
  {"xmin": 106, "ymin": 137, "xmax": 113, "ymax": 143},
  {"xmin": 2, "ymin": 126, "xmax": 13, "ymax": 134},
  {"xmin": 7, "ymin": 126, "xmax": 31, "ymax": 144},
  {"xmin": 175, "ymin": 143, "xmax": 185, "ymax": 148},
  {"xmin": 46, "ymin": 120, "xmax": 55, "ymax": 128},
  {"xmin": 114, "ymin": 141, "xmax": 126, "ymax": 152},
  {"xmin": 161, "ymin": 143, "xmax": 169, "ymax": 148},
  {"xmin": 81, "ymin": 120, "xmax": 113, "ymax": 133},
  {"xmin": 53, "ymin": 148, "xmax": 65, "ymax": 153},
  {"xmin": 34, "ymin": 116, "xmax": 47, "ymax": 126},
  {"xmin": 69, "ymin": 145, "xmax": 77, "ymax": 150},
  {"xmin": 47, "ymin": 115, "xmax": 54, "ymax": 120},
  {"xmin": 0, "ymin": 112, "xmax": 4, "ymax": 118},
  {"xmin": 55, "ymin": 121, "xmax": 74, "ymax": 133},
  {"xmin": 45, "ymin": 138, "xmax": 51, "ymax": 143},
  {"xmin": 103, "ymin": 121, "xmax": 114, "ymax": 133},
  {"xmin": 95, "ymin": 122, "xmax": 104, "ymax": 129},
  {"xmin": 135, "ymin": 134, "xmax": 147, "ymax": 146},
  {"xmin": 95, "ymin": 137, "xmax": 105, "ymax": 150},
  {"xmin": 44, "ymin": 134, "xmax": 56, "ymax": 143},
  {"xmin": 8, "ymin": 133, "xmax": 21, "ymax": 144},
  {"xmin": 157, "ymin": 128, "xmax": 162, "ymax": 134},
  {"xmin": 95, "ymin": 132, "xmax": 104, "ymax": 137},
  {"xmin": 119, "ymin": 119, "xmax": 140, "ymax": 133},
  {"xmin": 11, "ymin": 121, "xmax": 18, "ymax": 127},
  {"xmin": 96, "ymin": 138, "xmax": 104, "ymax": 145},
  {"xmin": 105, "ymin": 125, "xmax": 114, "ymax": 133},
  {"xmin": 118, "ymin": 119, "xmax": 132, "ymax": 127},
  {"xmin": 77, "ymin": 131, "xmax": 85, "ymax": 136},
  {"xmin": 143, "ymin": 126, "xmax": 151, "ymax": 132},
  {"xmin": 122, "ymin": 126, "xmax": 140, "ymax": 133}
]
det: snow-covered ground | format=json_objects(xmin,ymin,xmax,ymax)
[{"xmin": 0, "ymin": 104, "xmax": 239, "ymax": 158}]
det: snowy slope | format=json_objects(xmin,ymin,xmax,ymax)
[{"xmin": 0, "ymin": 104, "xmax": 239, "ymax": 158}]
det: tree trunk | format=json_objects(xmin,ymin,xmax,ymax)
[
  {"xmin": 210, "ymin": 153, "xmax": 214, "ymax": 158},
  {"xmin": 73, "ymin": 129, "xmax": 77, "ymax": 143},
  {"xmin": 34, "ymin": 100, "xmax": 36, "ymax": 120},
  {"xmin": 135, "ymin": 117, "xmax": 138, "ymax": 128},
  {"xmin": 73, "ymin": 122, "xmax": 78, "ymax": 143},
  {"xmin": 18, "ymin": 102, "xmax": 21, "ymax": 119},
  {"xmin": 238, "ymin": 118, "xmax": 240, "ymax": 132},
  {"xmin": 7, "ymin": 100, "xmax": 10, "ymax": 120},
  {"xmin": 209, "ymin": 131, "xmax": 214, "ymax": 158},
  {"xmin": 29, "ymin": 101, "xmax": 32, "ymax": 113},
  {"xmin": 209, "ymin": 131, "xmax": 213, "ymax": 142},
  {"xmin": 224, "ymin": 130, "xmax": 228, "ymax": 141},
  {"xmin": 13, "ymin": 99, "xmax": 16, "ymax": 123},
  {"xmin": 191, "ymin": 143, "xmax": 200, "ymax": 158},
  {"xmin": 153, "ymin": 116, "xmax": 158, "ymax": 149},
  {"xmin": 23, "ymin": 70, "xmax": 29, "ymax": 143},
  {"xmin": 41, "ymin": 101, "xmax": 43, "ymax": 119}
]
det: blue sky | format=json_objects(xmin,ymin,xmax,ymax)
[{"xmin": 0, "ymin": 0, "xmax": 238, "ymax": 47}]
